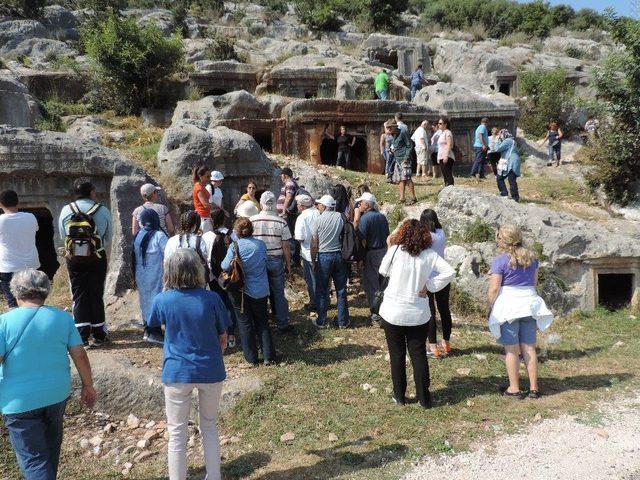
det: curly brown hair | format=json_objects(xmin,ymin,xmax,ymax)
[
  {"xmin": 234, "ymin": 217, "xmax": 253, "ymax": 238},
  {"xmin": 390, "ymin": 219, "xmax": 432, "ymax": 256}
]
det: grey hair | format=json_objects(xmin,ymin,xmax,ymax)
[
  {"xmin": 261, "ymin": 202, "xmax": 278, "ymax": 213},
  {"xmin": 10, "ymin": 269, "xmax": 51, "ymax": 301},
  {"xmin": 163, "ymin": 248, "xmax": 206, "ymax": 290}
]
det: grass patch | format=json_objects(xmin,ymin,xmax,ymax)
[{"xmin": 387, "ymin": 204, "xmax": 406, "ymax": 231}]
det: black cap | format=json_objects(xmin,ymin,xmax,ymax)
[{"xmin": 280, "ymin": 167, "xmax": 293, "ymax": 177}]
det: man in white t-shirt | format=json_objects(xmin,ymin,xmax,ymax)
[
  {"xmin": 294, "ymin": 194, "xmax": 320, "ymax": 312},
  {"xmin": 411, "ymin": 120, "xmax": 430, "ymax": 177},
  {"xmin": 0, "ymin": 190, "xmax": 39, "ymax": 308}
]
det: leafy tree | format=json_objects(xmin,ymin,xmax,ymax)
[
  {"xmin": 82, "ymin": 13, "xmax": 184, "ymax": 114},
  {"xmin": 549, "ymin": 4, "xmax": 575, "ymax": 27},
  {"xmin": 584, "ymin": 16, "xmax": 640, "ymax": 205},
  {"xmin": 518, "ymin": 68, "xmax": 575, "ymax": 137}
]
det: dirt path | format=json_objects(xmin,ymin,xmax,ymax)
[{"xmin": 404, "ymin": 392, "xmax": 640, "ymax": 480}]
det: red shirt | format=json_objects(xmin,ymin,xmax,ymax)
[{"xmin": 193, "ymin": 182, "xmax": 211, "ymax": 218}]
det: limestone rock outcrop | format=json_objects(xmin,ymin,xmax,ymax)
[
  {"xmin": 0, "ymin": 72, "xmax": 41, "ymax": 127},
  {"xmin": 0, "ymin": 19, "xmax": 48, "ymax": 55},
  {"xmin": 0, "ymin": 126, "xmax": 154, "ymax": 297},
  {"xmin": 171, "ymin": 90, "xmax": 265, "ymax": 128}
]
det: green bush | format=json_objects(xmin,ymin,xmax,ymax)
[
  {"xmin": 258, "ymin": 0, "xmax": 288, "ymax": 20},
  {"xmin": 293, "ymin": 0, "xmax": 343, "ymax": 31},
  {"xmin": 518, "ymin": 68, "xmax": 575, "ymax": 138},
  {"xmin": 293, "ymin": 0, "xmax": 406, "ymax": 33},
  {"xmin": 36, "ymin": 98, "xmax": 91, "ymax": 132},
  {"xmin": 205, "ymin": 32, "xmax": 247, "ymax": 62},
  {"xmin": 584, "ymin": 16, "xmax": 640, "ymax": 205},
  {"xmin": 463, "ymin": 219, "xmax": 494, "ymax": 243},
  {"xmin": 82, "ymin": 13, "xmax": 184, "ymax": 114},
  {"xmin": 564, "ymin": 46, "xmax": 587, "ymax": 59},
  {"xmin": 414, "ymin": 0, "xmax": 611, "ymax": 39}
]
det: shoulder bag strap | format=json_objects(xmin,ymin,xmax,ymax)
[
  {"xmin": 70, "ymin": 202, "xmax": 79, "ymax": 214},
  {"xmin": 1, "ymin": 307, "xmax": 40, "ymax": 364},
  {"xmin": 382, "ymin": 245, "xmax": 400, "ymax": 278}
]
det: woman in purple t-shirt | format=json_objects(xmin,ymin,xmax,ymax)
[{"xmin": 487, "ymin": 224, "xmax": 553, "ymax": 399}]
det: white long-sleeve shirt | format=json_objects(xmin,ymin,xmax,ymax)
[{"xmin": 378, "ymin": 245, "xmax": 455, "ymax": 326}]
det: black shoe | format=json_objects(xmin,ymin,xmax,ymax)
[
  {"xmin": 501, "ymin": 387, "xmax": 524, "ymax": 398},
  {"xmin": 91, "ymin": 336, "xmax": 110, "ymax": 347},
  {"xmin": 277, "ymin": 325, "xmax": 294, "ymax": 334},
  {"xmin": 304, "ymin": 304, "xmax": 317, "ymax": 313},
  {"xmin": 420, "ymin": 391, "xmax": 433, "ymax": 409},
  {"xmin": 143, "ymin": 331, "xmax": 164, "ymax": 345},
  {"xmin": 392, "ymin": 396, "xmax": 406, "ymax": 406},
  {"xmin": 527, "ymin": 390, "xmax": 541, "ymax": 399}
]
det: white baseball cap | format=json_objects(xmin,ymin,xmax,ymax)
[
  {"xmin": 295, "ymin": 194, "xmax": 314, "ymax": 207},
  {"xmin": 355, "ymin": 192, "xmax": 377, "ymax": 205},
  {"xmin": 210, "ymin": 171, "xmax": 224, "ymax": 181},
  {"xmin": 140, "ymin": 183, "xmax": 161, "ymax": 197},
  {"xmin": 236, "ymin": 200, "xmax": 260, "ymax": 218},
  {"xmin": 260, "ymin": 191, "xmax": 276, "ymax": 206},
  {"xmin": 316, "ymin": 194, "xmax": 336, "ymax": 208}
]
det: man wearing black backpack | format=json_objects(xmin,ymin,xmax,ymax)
[{"xmin": 58, "ymin": 179, "xmax": 112, "ymax": 346}]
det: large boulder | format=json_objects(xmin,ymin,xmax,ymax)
[
  {"xmin": 0, "ymin": 126, "xmax": 155, "ymax": 297},
  {"xmin": 136, "ymin": 9, "xmax": 175, "ymax": 37},
  {"xmin": 41, "ymin": 5, "xmax": 79, "ymax": 41},
  {"xmin": 415, "ymin": 82, "xmax": 518, "ymax": 113},
  {"xmin": 0, "ymin": 19, "xmax": 48, "ymax": 55},
  {"xmin": 6, "ymin": 38, "xmax": 78, "ymax": 64},
  {"xmin": 157, "ymin": 124, "xmax": 273, "ymax": 213},
  {"xmin": 0, "ymin": 72, "xmax": 41, "ymax": 127},
  {"xmin": 362, "ymin": 33, "xmax": 431, "ymax": 76},
  {"xmin": 436, "ymin": 186, "xmax": 640, "ymax": 311},
  {"xmin": 171, "ymin": 90, "xmax": 265, "ymax": 128}
]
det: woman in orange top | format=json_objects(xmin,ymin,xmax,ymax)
[{"xmin": 192, "ymin": 165, "xmax": 212, "ymax": 233}]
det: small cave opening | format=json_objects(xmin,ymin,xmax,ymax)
[
  {"xmin": 498, "ymin": 82, "xmax": 511, "ymax": 96},
  {"xmin": 598, "ymin": 273, "xmax": 634, "ymax": 310},
  {"xmin": 374, "ymin": 50, "xmax": 398, "ymax": 69},
  {"xmin": 252, "ymin": 129, "xmax": 273, "ymax": 152},
  {"xmin": 320, "ymin": 137, "xmax": 338, "ymax": 166},
  {"xmin": 204, "ymin": 88, "xmax": 229, "ymax": 97},
  {"xmin": 20, "ymin": 207, "xmax": 60, "ymax": 280},
  {"xmin": 350, "ymin": 136, "xmax": 368, "ymax": 172}
]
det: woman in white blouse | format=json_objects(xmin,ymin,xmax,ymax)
[{"xmin": 379, "ymin": 219, "xmax": 455, "ymax": 408}]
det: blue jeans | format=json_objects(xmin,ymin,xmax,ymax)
[
  {"xmin": 497, "ymin": 171, "xmax": 520, "ymax": 202},
  {"xmin": 0, "ymin": 271, "xmax": 17, "ymax": 308},
  {"xmin": 376, "ymin": 89, "xmax": 389, "ymax": 100},
  {"xmin": 411, "ymin": 84, "xmax": 419, "ymax": 100},
  {"xmin": 548, "ymin": 144, "xmax": 561, "ymax": 161},
  {"xmin": 3, "ymin": 399, "xmax": 67, "ymax": 480},
  {"xmin": 470, "ymin": 147, "xmax": 486, "ymax": 178},
  {"xmin": 315, "ymin": 252, "xmax": 349, "ymax": 327},
  {"xmin": 302, "ymin": 258, "xmax": 317, "ymax": 309},
  {"xmin": 266, "ymin": 255, "xmax": 289, "ymax": 330},
  {"xmin": 384, "ymin": 150, "xmax": 395, "ymax": 177}
]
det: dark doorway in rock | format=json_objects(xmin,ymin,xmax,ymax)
[
  {"xmin": 304, "ymin": 91, "xmax": 316, "ymax": 99},
  {"xmin": 20, "ymin": 207, "xmax": 60, "ymax": 281},
  {"xmin": 320, "ymin": 137, "xmax": 338, "ymax": 166},
  {"xmin": 598, "ymin": 273, "xmax": 634, "ymax": 310},
  {"xmin": 204, "ymin": 88, "xmax": 228, "ymax": 97},
  {"xmin": 350, "ymin": 136, "xmax": 368, "ymax": 172},
  {"xmin": 374, "ymin": 51, "xmax": 398, "ymax": 69},
  {"xmin": 498, "ymin": 82, "xmax": 511, "ymax": 96},
  {"xmin": 252, "ymin": 128, "xmax": 273, "ymax": 152}
]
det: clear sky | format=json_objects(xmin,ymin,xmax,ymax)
[{"xmin": 518, "ymin": 0, "xmax": 635, "ymax": 18}]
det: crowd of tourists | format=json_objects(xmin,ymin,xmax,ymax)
[{"xmin": 0, "ymin": 160, "xmax": 555, "ymax": 478}]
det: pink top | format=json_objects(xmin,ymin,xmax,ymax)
[{"xmin": 435, "ymin": 129, "xmax": 454, "ymax": 161}]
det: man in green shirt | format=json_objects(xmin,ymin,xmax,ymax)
[{"xmin": 375, "ymin": 69, "xmax": 390, "ymax": 100}]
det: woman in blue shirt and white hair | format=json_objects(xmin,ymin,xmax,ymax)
[{"xmin": 493, "ymin": 129, "xmax": 521, "ymax": 202}]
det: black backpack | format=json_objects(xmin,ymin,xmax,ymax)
[
  {"xmin": 339, "ymin": 213, "xmax": 363, "ymax": 262},
  {"xmin": 209, "ymin": 229, "xmax": 232, "ymax": 278},
  {"xmin": 64, "ymin": 202, "xmax": 104, "ymax": 264},
  {"xmin": 286, "ymin": 182, "xmax": 310, "ymax": 215}
]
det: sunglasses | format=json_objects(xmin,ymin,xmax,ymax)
[
  {"xmin": 248, "ymin": 186, "xmax": 256, "ymax": 190},
  {"xmin": 438, "ymin": 122, "xmax": 444, "ymax": 125}
]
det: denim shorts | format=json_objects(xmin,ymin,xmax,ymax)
[{"xmin": 498, "ymin": 316, "xmax": 537, "ymax": 345}]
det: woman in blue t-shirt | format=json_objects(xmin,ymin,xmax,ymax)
[
  {"xmin": 0, "ymin": 269, "xmax": 96, "ymax": 479},
  {"xmin": 221, "ymin": 217, "xmax": 275, "ymax": 366},
  {"xmin": 148, "ymin": 248, "xmax": 230, "ymax": 480},
  {"xmin": 487, "ymin": 224, "xmax": 553, "ymax": 399}
]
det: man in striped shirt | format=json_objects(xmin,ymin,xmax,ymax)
[{"xmin": 250, "ymin": 191, "xmax": 292, "ymax": 333}]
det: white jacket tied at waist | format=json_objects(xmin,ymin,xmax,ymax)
[{"xmin": 488, "ymin": 286, "xmax": 554, "ymax": 339}]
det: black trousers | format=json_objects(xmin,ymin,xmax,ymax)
[
  {"xmin": 67, "ymin": 256, "xmax": 108, "ymax": 342},
  {"xmin": 427, "ymin": 284, "xmax": 452, "ymax": 343},
  {"xmin": 497, "ymin": 171, "xmax": 520, "ymax": 202},
  {"xmin": 230, "ymin": 291, "xmax": 275, "ymax": 364},
  {"xmin": 336, "ymin": 150, "xmax": 351, "ymax": 169},
  {"xmin": 440, "ymin": 159, "xmax": 455, "ymax": 186},
  {"xmin": 382, "ymin": 319, "xmax": 430, "ymax": 406}
]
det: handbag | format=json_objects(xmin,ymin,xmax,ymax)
[
  {"xmin": 0, "ymin": 307, "xmax": 40, "ymax": 364},
  {"xmin": 218, "ymin": 241, "xmax": 244, "ymax": 292},
  {"xmin": 371, "ymin": 246, "xmax": 399, "ymax": 315}
]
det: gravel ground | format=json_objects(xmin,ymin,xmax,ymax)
[{"xmin": 404, "ymin": 393, "xmax": 640, "ymax": 480}]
